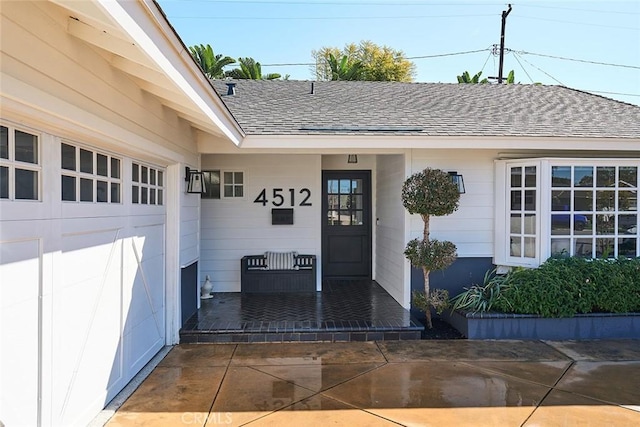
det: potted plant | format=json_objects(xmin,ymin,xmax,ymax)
[{"xmin": 402, "ymin": 168, "xmax": 460, "ymax": 328}]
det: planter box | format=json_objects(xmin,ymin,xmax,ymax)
[{"xmin": 442, "ymin": 310, "xmax": 640, "ymax": 340}]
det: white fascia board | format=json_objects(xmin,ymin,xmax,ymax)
[
  {"xmin": 95, "ymin": 0, "xmax": 244, "ymax": 146},
  {"xmin": 239, "ymin": 134, "xmax": 640, "ymax": 151}
]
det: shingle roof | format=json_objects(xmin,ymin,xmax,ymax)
[{"xmin": 212, "ymin": 80, "xmax": 640, "ymax": 138}]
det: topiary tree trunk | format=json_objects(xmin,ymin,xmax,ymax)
[{"xmin": 402, "ymin": 168, "xmax": 460, "ymax": 328}]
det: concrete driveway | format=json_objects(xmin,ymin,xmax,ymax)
[{"xmin": 100, "ymin": 340, "xmax": 640, "ymax": 426}]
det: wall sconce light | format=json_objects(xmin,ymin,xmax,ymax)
[
  {"xmin": 347, "ymin": 154, "xmax": 358, "ymax": 164},
  {"xmin": 448, "ymin": 171, "xmax": 466, "ymax": 194},
  {"xmin": 185, "ymin": 166, "xmax": 206, "ymax": 194}
]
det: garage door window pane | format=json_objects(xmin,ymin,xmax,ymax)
[
  {"xmin": 1, "ymin": 126, "xmax": 8, "ymax": 159},
  {"xmin": 111, "ymin": 158, "xmax": 120, "ymax": 179},
  {"xmin": 62, "ymin": 175, "xmax": 76, "ymax": 201},
  {"xmin": 0, "ymin": 166, "xmax": 8, "ymax": 198},
  {"xmin": 80, "ymin": 178, "xmax": 93, "ymax": 201},
  {"xmin": 61, "ymin": 143, "xmax": 76, "ymax": 171},
  {"xmin": 15, "ymin": 131, "xmax": 38, "ymax": 164},
  {"xmin": 111, "ymin": 183, "xmax": 120, "ymax": 203},
  {"xmin": 15, "ymin": 169, "xmax": 37, "ymax": 199},
  {"xmin": 97, "ymin": 180, "xmax": 108, "ymax": 202},
  {"xmin": 80, "ymin": 149, "xmax": 93, "ymax": 174},
  {"xmin": 97, "ymin": 154, "xmax": 108, "ymax": 177}
]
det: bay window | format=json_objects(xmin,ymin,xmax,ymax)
[{"xmin": 496, "ymin": 159, "xmax": 639, "ymax": 267}]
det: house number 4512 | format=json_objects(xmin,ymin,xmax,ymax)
[{"xmin": 253, "ymin": 188, "xmax": 312, "ymax": 207}]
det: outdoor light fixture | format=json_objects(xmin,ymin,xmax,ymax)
[
  {"xmin": 185, "ymin": 166, "xmax": 206, "ymax": 194},
  {"xmin": 347, "ymin": 154, "xmax": 358, "ymax": 164},
  {"xmin": 448, "ymin": 171, "xmax": 466, "ymax": 194}
]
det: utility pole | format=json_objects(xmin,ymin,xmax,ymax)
[{"xmin": 498, "ymin": 4, "xmax": 512, "ymax": 84}]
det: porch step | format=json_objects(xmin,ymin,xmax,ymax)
[
  {"xmin": 179, "ymin": 280, "xmax": 425, "ymax": 343},
  {"xmin": 180, "ymin": 321, "xmax": 423, "ymax": 343}
]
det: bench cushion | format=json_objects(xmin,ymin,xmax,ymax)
[{"xmin": 265, "ymin": 251, "xmax": 299, "ymax": 270}]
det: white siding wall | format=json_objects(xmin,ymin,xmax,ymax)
[
  {"xmin": 200, "ymin": 154, "xmax": 322, "ymax": 291},
  {"xmin": 409, "ymin": 149, "xmax": 499, "ymax": 257},
  {"xmin": 1, "ymin": 3, "xmax": 201, "ymax": 425},
  {"xmin": 375, "ymin": 155, "xmax": 408, "ymax": 306}
]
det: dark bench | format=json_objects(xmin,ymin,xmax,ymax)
[{"xmin": 241, "ymin": 253, "xmax": 316, "ymax": 293}]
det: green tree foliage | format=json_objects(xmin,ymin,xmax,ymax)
[
  {"xmin": 401, "ymin": 168, "xmax": 460, "ymax": 328},
  {"xmin": 457, "ymin": 70, "xmax": 517, "ymax": 84},
  {"xmin": 188, "ymin": 44, "xmax": 235, "ymax": 79},
  {"xmin": 327, "ymin": 53, "xmax": 363, "ymax": 81},
  {"xmin": 313, "ymin": 41, "xmax": 415, "ymax": 82},
  {"xmin": 226, "ymin": 57, "xmax": 281, "ymax": 80},
  {"xmin": 457, "ymin": 70, "xmax": 488, "ymax": 84}
]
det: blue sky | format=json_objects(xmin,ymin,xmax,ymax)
[{"xmin": 157, "ymin": 0, "xmax": 640, "ymax": 105}]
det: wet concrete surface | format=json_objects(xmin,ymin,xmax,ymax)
[{"xmin": 104, "ymin": 340, "xmax": 640, "ymax": 426}]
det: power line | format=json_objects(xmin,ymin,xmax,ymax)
[
  {"xmin": 174, "ymin": 0, "xmax": 503, "ymax": 5},
  {"xmin": 513, "ymin": 50, "xmax": 640, "ymax": 70},
  {"xmin": 517, "ymin": 3, "xmax": 640, "ymax": 16},
  {"xmin": 169, "ymin": 13, "xmax": 496, "ymax": 20},
  {"xmin": 512, "ymin": 52, "xmax": 565, "ymax": 86},
  {"xmin": 261, "ymin": 48, "xmax": 490, "ymax": 67},
  {"xmin": 515, "ymin": 15, "xmax": 639, "ymax": 31}
]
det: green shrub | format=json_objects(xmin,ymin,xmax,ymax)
[
  {"xmin": 450, "ymin": 268, "xmax": 514, "ymax": 313},
  {"xmin": 490, "ymin": 257, "xmax": 640, "ymax": 317}
]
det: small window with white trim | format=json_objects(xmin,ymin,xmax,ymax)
[
  {"xmin": 61, "ymin": 142, "xmax": 121, "ymax": 203},
  {"xmin": 201, "ymin": 170, "xmax": 243, "ymax": 199},
  {"xmin": 0, "ymin": 124, "xmax": 40, "ymax": 201},
  {"xmin": 132, "ymin": 162, "xmax": 164, "ymax": 205}
]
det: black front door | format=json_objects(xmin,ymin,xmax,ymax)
[{"xmin": 322, "ymin": 171, "xmax": 372, "ymax": 279}]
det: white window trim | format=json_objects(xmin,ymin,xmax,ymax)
[
  {"xmin": 0, "ymin": 123, "xmax": 42, "ymax": 202},
  {"xmin": 131, "ymin": 161, "xmax": 165, "ymax": 206},
  {"xmin": 222, "ymin": 170, "xmax": 245, "ymax": 199},
  {"xmin": 495, "ymin": 158, "xmax": 640, "ymax": 268},
  {"xmin": 60, "ymin": 141, "xmax": 123, "ymax": 204}
]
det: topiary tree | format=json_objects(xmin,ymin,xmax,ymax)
[{"xmin": 402, "ymin": 168, "xmax": 460, "ymax": 328}]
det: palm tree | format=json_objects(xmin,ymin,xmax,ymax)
[
  {"xmin": 327, "ymin": 53, "xmax": 363, "ymax": 81},
  {"xmin": 189, "ymin": 44, "xmax": 235, "ymax": 79},
  {"xmin": 225, "ymin": 57, "xmax": 281, "ymax": 80}
]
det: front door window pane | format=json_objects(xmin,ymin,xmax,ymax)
[
  {"xmin": 15, "ymin": 169, "xmax": 37, "ymax": 199},
  {"xmin": 15, "ymin": 131, "xmax": 37, "ymax": 164},
  {"xmin": 327, "ymin": 179, "xmax": 338, "ymax": 193}
]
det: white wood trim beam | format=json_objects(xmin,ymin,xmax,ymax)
[
  {"xmin": 66, "ymin": 17, "xmax": 156, "ymax": 69},
  {"xmin": 236, "ymin": 134, "xmax": 640, "ymax": 151},
  {"xmin": 48, "ymin": 0, "xmax": 122, "ymax": 36},
  {"xmin": 95, "ymin": 0, "xmax": 244, "ymax": 146},
  {"xmin": 110, "ymin": 56, "xmax": 171, "ymax": 89}
]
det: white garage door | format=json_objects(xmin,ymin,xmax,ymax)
[{"xmin": 0, "ymin": 128, "xmax": 167, "ymax": 427}]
